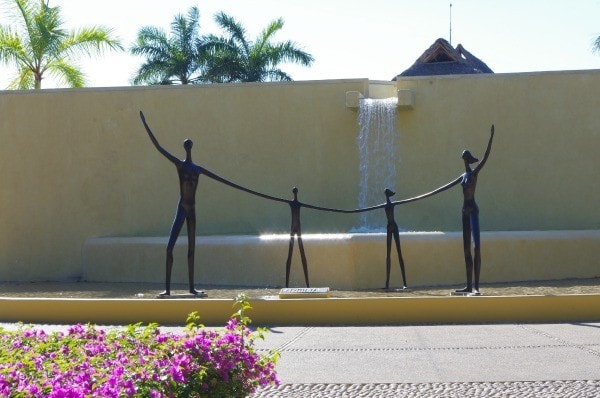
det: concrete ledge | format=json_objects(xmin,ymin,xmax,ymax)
[
  {"xmin": 1, "ymin": 295, "xmax": 599, "ymax": 326},
  {"xmin": 82, "ymin": 231, "xmax": 600, "ymax": 289}
]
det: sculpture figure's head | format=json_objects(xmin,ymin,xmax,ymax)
[
  {"xmin": 183, "ymin": 139, "xmax": 193, "ymax": 151},
  {"xmin": 462, "ymin": 150, "xmax": 478, "ymax": 164},
  {"xmin": 384, "ymin": 188, "xmax": 395, "ymax": 198}
]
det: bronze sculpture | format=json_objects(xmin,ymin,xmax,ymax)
[
  {"xmin": 139, "ymin": 110, "xmax": 494, "ymax": 293},
  {"xmin": 140, "ymin": 111, "xmax": 286, "ymax": 294},
  {"xmin": 140, "ymin": 111, "xmax": 204, "ymax": 296},
  {"xmin": 355, "ymin": 187, "xmax": 452, "ymax": 290},
  {"xmin": 355, "ymin": 125, "xmax": 495, "ymax": 292},
  {"xmin": 341, "ymin": 192, "xmax": 418, "ymax": 290},
  {"xmin": 383, "ymin": 189, "xmax": 407, "ymax": 290},
  {"xmin": 140, "ymin": 111, "xmax": 318, "ymax": 290},
  {"xmin": 455, "ymin": 125, "xmax": 495, "ymax": 294},
  {"xmin": 401, "ymin": 125, "xmax": 494, "ymax": 294},
  {"xmin": 285, "ymin": 187, "xmax": 309, "ymax": 288}
]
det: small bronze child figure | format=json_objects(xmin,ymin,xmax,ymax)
[
  {"xmin": 383, "ymin": 188, "xmax": 408, "ymax": 290},
  {"xmin": 285, "ymin": 187, "xmax": 310, "ymax": 288}
]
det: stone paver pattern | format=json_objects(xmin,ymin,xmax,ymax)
[
  {"xmin": 251, "ymin": 380, "xmax": 600, "ymax": 397},
  {"xmin": 249, "ymin": 322, "xmax": 600, "ymax": 397}
]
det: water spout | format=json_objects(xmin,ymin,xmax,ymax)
[{"xmin": 355, "ymin": 97, "xmax": 399, "ymax": 232}]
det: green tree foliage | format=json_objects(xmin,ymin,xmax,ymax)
[
  {"xmin": 0, "ymin": 0, "xmax": 123, "ymax": 89},
  {"xmin": 130, "ymin": 6, "xmax": 208, "ymax": 85},
  {"xmin": 203, "ymin": 12, "xmax": 314, "ymax": 83}
]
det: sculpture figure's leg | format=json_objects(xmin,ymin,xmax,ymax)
[
  {"xmin": 471, "ymin": 212, "xmax": 481, "ymax": 294},
  {"xmin": 385, "ymin": 232, "xmax": 392, "ymax": 289},
  {"xmin": 393, "ymin": 230, "xmax": 407, "ymax": 288},
  {"xmin": 161, "ymin": 208, "xmax": 186, "ymax": 296},
  {"xmin": 297, "ymin": 233, "xmax": 309, "ymax": 288},
  {"xmin": 285, "ymin": 232, "xmax": 295, "ymax": 288},
  {"xmin": 186, "ymin": 209, "xmax": 198, "ymax": 294},
  {"xmin": 456, "ymin": 211, "xmax": 473, "ymax": 293}
]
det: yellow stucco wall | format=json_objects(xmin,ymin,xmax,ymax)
[
  {"xmin": 0, "ymin": 80, "xmax": 366, "ymax": 280},
  {"xmin": 0, "ymin": 71, "xmax": 599, "ymax": 281},
  {"xmin": 393, "ymin": 70, "xmax": 600, "ymax": 231}
]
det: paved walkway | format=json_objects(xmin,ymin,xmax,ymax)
[
  {"xmin": 249, "ymin": 322, "xmax": 600, "ymax": 397},
  {"xmin": 2, "ymin": 322, "xmax": 599, "ymax": 397}
]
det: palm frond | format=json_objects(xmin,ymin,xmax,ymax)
[
  {"xmin": 214, "ymin": 12, "xmax": 250, "ymax": 57},
  {"xmin": 256, "ymin": 18, "xmax": 284, "ymax": 50},
  {"xmin": 7, "ymin": 64, "xmax": 35, "ymax": 89},
  {"xmin": 0, "ymin": 25, "xmax": 34, "ymax": 69},
  {"xmin": 46, "ymin": 58, "xmax": 85, "ymax": 87},
  {"xmin": 130, "ymin": 27, "xmax": 169, "ymax": 57},
  {"xmin": 62, "ymin": 27, "xmax": 123, "ymax": 58},
  {"xmin": 25, "ymin": 0, "xmax": 66, "ymax": 62},
  {"xmin": 172, "ymin": 6, "xmax": 199, "ymax": 46},
  {"xmin": 132, "ymin": 58, "xmax": 171, "ymax": 85},
  {"xmin": 270, "ymin": 41, "xmax": 314, "ymax": 66},
  {"xmin": 264, "ymin": 68, "xmax": 292, "ymax": 82},
  {"xmin": 12, "ymin": 0, "xmax": 37, "ymax": 39}
]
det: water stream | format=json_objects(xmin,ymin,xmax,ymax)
[{"xmin": 354, "ymin": 97, "xmax": 399, "ymax": 232}]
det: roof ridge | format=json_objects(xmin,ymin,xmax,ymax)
[{"xmin": 394, "ymin": 38, "xmax": 494, "ymax": 79}]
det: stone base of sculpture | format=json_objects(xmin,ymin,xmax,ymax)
[
  {"xmin": 382, "ymin": 287, "xmax": 412, "ymax": 292},
  {"xmin": 155, "ymin": 291, "xmax": 208, "ymax": 299},
  {"xmin": 450, "ymin": 291, "xmax": 482, "ymax": 297}
]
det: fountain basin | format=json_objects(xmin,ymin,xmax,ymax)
[{"xmin": 83, "ymin": 230, "xmax": 600, "ymax": 289}]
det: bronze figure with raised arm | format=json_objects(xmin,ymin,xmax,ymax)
[
  {"xmin": 140, "ymin": 111, "xmax": 205, "ymax": 296},
  {"xmin": 140, "ymin": 111, "xmax": 308, "ymax": 292},
  {"xmin": 455, "ymin": 125, "xmax": 495, "ymax": 295}
]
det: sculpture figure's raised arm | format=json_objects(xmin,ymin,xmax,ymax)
[
  {"xmin": 473, "ymin": 125, "xmax": 494, "ymax": 174},
  {"xmin": 139, "ymin": 111, "xmax": 179, "ymax": 164}
]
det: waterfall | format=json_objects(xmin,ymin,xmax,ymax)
[{"xmin": 355, "ymin": 97, "xmax": 398, "ymax": 232}]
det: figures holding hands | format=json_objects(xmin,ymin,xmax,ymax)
[{"xmin": 139, "ymin": 110, "xmax": 494, "ymax": 295}]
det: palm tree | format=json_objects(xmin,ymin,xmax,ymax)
[
  {"xmin": 203, "ymin": 12, "xmax": 314, "ymax": 83},
  {"xmin": 0, "ymin": 0, "xmax": 123, "ymax": 89},
  {"xmin": 130, "ymin": 6, "xmax": 207, "ymax": 85}
]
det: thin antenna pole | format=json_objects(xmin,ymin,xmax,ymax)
[{"xmin": 449, "ymin": 3, "xmax": 453, "ymax": 45}]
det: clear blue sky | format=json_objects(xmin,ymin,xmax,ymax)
[{"xmin": 1, "ymin": 0, "xmax": 599, "ymax": 88}]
